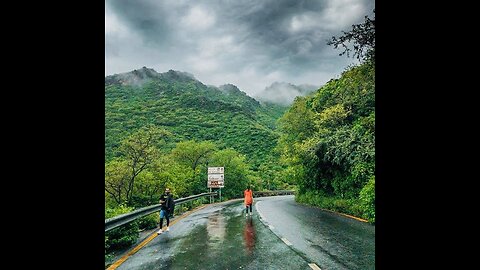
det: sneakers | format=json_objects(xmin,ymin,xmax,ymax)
[
  {"xmin": 157, "ymin": 227, "xmax": 170, "ymax": 234},
  {"xmin": 250, "ymin": 212, "xmax": 253, "ymax": 216},
  {"xmin": 246, "ymin": 213, "xmax": 248, "ymax": 218}
]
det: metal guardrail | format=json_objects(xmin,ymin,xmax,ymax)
[
  {"xmin": 105, "ymin": 192, "xmax": 217, "ymax": 232},
  {"xmin": 254, "ymin": 190, "xmax": 295, "ymax": 197}
]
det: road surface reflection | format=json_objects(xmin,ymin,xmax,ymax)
[{"xmin": 243, "ymin": 217, "xmax": 256, "ymax": 254}]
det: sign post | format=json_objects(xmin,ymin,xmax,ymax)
[{"xmin": 208, "ymin": 167, "xmax": 224, "ymax": 202}]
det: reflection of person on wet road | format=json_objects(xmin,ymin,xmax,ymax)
[
  {"xmin": 157, "ymin": 188, "xmax": 174, "ymax": 234},
  {"xmin": 244, "ymin": 186, "xmax": 253, "ymax": 217},
  {"xmin": 243, "ymin": 218, "xmax": 255, "ymax": 254}
]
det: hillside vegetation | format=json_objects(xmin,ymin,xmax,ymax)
[
  {"xmin": 277, "ymin": 12, "xmax": 375, "ymax": 222},
  {"xmin": 105, "ymin": 68, "xmax": 286, "ymax": 170}
]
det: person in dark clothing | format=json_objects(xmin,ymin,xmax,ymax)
[{"xmin": 157, "ymin": 188, "xmax": 174, "ymax": 234}]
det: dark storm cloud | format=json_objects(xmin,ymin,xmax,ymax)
[
  {"xmin": 107, "ymin": 0, "xmax": 172, "ymax": 45},
  {"xmin": 105, "ymin": 0, "xmax": 375, "ymax": 101}
]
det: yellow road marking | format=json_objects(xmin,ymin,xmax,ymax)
[
  {"xmin": 281, "ymin": 237, "xmax": 292, "ymax": 246},
  {"xmin": 107, "ymin": 204, "xmax": 208, "ymax": 270},
  {"xmin": 319, "ymin": 208, "xmax": 368, "ymax": 222}
]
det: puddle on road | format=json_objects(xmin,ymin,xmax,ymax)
[
  {"xmin": 134, "ymin": 201, "xmax": 308, "ymax": 270},
  {"xmin": 165, "ymin": 203, "xmax": 259, "ymax": 269},
  {"xmin": 243, "ymin": 218, "xmax": 256, "ymax": 255},
  {"xmin": 206, "ymin": 211, "xmax": 227, "ymax": 250}
]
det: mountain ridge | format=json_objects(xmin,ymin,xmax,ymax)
[{"xmin": 105, "ymin": 67, "xmax": 288, "ymax": 169}]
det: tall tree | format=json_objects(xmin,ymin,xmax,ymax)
[
  {"xmin": 120, "ymin": 125, "xmax": 171, "ymax": 204},
  {"xmin": 209, "ymin": 148, "xmax": 251, "ymax": 198},
  {"xmin": 148, "ymin": 155, "xmax": 192, "ymax": 198},
  {"xmin": 171, "ymin": 140, "xmax": 217, "ymax": 193},
  {"xmin": 327, "ymin": 10, "xmax": 375, "ymax": 61},
  {"xmin": 105, "ymin": 159, "xmax": 129, "ymax": 205}
]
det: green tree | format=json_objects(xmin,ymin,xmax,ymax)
[
  {"xmin": 105, "ymin": 159, "xmax": 129, "ymax": 205},
  {"xmin": 276, "ymin": 96, "xmax": 316, "ymax": 192},
  {"xmin": 120, "ymin": 125, "xmax": 171, "ymax": 204},
  {"xmin": 131, "ymin": 170, "xmax": 161, "ymax": 206},
  {"xmin": 275, "ymin": 52, "xmax": 375, "ymax": 221},
  {"xmin": 150, "ymin": 155, "xmax": 192, "ymax": 198},
  {"xmin": 327, "ymin": 10, "xmax": 375, "ymax": 61},
  {"xmin": 209, "ymin": 148, "xmax": 251, "ymax": 198},
  {"xmin": 171, "ymin": 140, "xmax": 217, "ymax": 193}
]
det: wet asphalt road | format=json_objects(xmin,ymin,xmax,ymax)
[
  {"xmin": 116, "ymin": 195, "xmax": 374, "ymax": 270},
  {"xmin": 256, "ymin": 196, "xmax": 375, "ymax": 269}
]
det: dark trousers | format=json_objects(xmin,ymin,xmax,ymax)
[
  {"xmin": 245, "ymin": 204, "xmax": 252, "ymax": 213},
  {"xmin": 160, "ymin": 216, "xmax": 169, "ymax": 227}
]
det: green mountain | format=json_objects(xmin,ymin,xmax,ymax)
[{"xmin": 105, "ymin": 67, "xmax": 287, "ymax": 169}]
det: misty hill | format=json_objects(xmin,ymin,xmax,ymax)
[
  {"xmin": 253, "ymin": 82, "xmax": 318, "ymax": 106},
  {"xmin": 105, "ymin": 67, "xmax": 287, "ymax": 168}
]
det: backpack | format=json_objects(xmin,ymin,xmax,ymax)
[{"xmin": 169, "ymin": 196, "xmax": 176, "ymax": 217}]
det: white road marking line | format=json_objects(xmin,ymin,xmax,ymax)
[
  {"xmin": 255, "ymin": 202, "xmax": 264, "ymax": 218},
  {"xmin": 268, "ymin": 224, "xmax": 275, "ymax": 230},
  {"xmin": 281, "ymin": 237, "xmax": 292, "ymax": 246},
  {"xmin": 308, "ymin": 263, "xmax": 322, "ymax": 270}
]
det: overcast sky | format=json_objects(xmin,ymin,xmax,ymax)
[{"xmin": 105, "ymin": 0, "xmax": 375, "ymax": 97}]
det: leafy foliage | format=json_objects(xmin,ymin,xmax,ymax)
[
  {"xmin": 327, "ymin": 11, "xmax": 375, "ymax": 61},
  {"xmin": 209, "ymin": 148, "xmax": 251, "ymax": 199},
  {"xmin": 277, "ymin": 60, "xmax": 375, "ymax": 222},
  {"xmin": 105, "ymin": 205, "xmax": 139, "ymax": 252},
  {"xmin": 359, "ymin": 176, "xmax": 375, "ymax": 223},
  {"xmin": 105, "ymin": 69, "xmax": 286, "ymax": 170},
  {"xmin": 137, "ymin": 213, "xmax": 159, "ymax": 230},
  {"xmin": 105, "ymin": 159, "xmax": 130, "ymax": 205}
]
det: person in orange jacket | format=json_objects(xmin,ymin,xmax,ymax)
[{"xmin": 244, "ymin": 185, "xmax": 253, "ymax": 217}]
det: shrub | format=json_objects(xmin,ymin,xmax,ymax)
[
  {"xmin": 348, "ymin": 198, "xmax": 363, "ymax": 217},
  {"xmin": 359, "ymin": 176, "xmax": 375, "ymax": 223},
  {"xmin": 138, "ymin": 212, "xmax": 158, "ymax": 230},
  {"xmin": 129, "ymin": 194, "xmax": 160, "ymax": 208},
  {"xmin": 332, "ymin": 198, "xmax": 350, "ymax": 213},
  {"xmin": 296, "ymin": 190, "xmax": 369, "ymax": 222},
  {"xmin": 105, "ymin": 205, "xmax": 139, "ymax": 252},
  {"xmin": 105, "ymin": 236, "xmax": 111, "ymax": 262}
]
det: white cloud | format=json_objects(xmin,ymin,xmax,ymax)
[
  {"xmin": 105, "ymin": 8, "xmax": 129, "ymax": 37},
  {"xmin": 180, "ymin": 6, "xmax": 215, "ymax": 30},
  {"xmin": 198, "ymin": 36, "xmax": 238, "ymax": 58},
  {"xmin": 187, "ymin": 57, "xmax": 219, "ymax": 73},
  {"xmin": 288, "ymin": 0, "xmax": 367, "ymax": 33},
  {"xmin": 289, "ymin": 13, "xmax": 317, "ymax": 33},
  {"xmin": 323, "ymin": 0, "xmax": 366, "ymax": 30}
]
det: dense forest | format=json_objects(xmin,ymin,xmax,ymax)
[
  {"xmin": 105, "ymin": 12, "xmax": 375, "ymax": 261},
  {"xmin": 277, "ymin": 12, "xmax": 375, "ymax": 223},
  {"xmin": 277, "ymin": 61, "xmax": 375, "ymax": 222}
]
